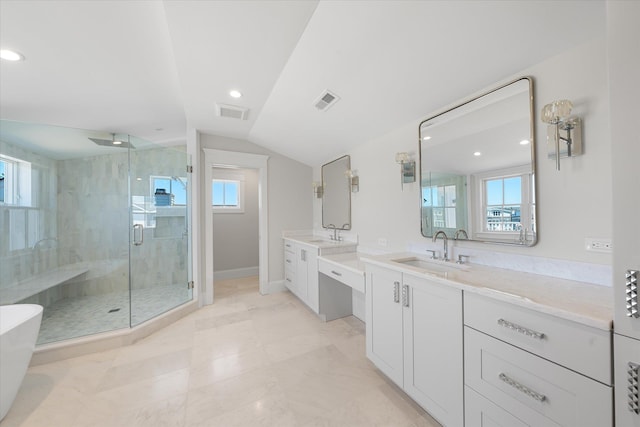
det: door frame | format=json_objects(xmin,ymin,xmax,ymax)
[{"xmin": 203, "ymin": 148, "xmax": 269, "ymax": 303}]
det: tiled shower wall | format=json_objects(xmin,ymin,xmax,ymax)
[
  {"xmin": 0, "ymin": 139, "xmax": 58, "ymax": 287},
  {"xmin": 3, "ymin": 141, "xmax": 189, "ymax": 307}
]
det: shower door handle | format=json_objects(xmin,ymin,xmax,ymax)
[{"xmin": 133, "ymin": 224, "xmax": 144, "ymax": 246}]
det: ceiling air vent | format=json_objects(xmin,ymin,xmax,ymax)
[
  {"xmin": 216, "ymin": 103, "xmax": 249, "ymax": 120},
  {"xmin": 314, "ymin": 89, "xmax": 340, "ymax": 111}
]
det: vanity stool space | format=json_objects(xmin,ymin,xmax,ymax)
[{"xmin": 283, "ymin": 236, "xmax": 358, "ymax": 320}]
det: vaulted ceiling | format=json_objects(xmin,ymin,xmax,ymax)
[{"xmin": 0, "ymin": 1, "xmax": 605, "ymax": 165}]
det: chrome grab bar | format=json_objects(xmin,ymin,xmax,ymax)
[{"xmin": 133, "ymin": 224, "xmax": 144, "ymax": 246}]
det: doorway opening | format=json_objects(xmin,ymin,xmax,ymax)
[{"xmin": 203, "ymin": 149, "xmax": 269, "ymax": 304}]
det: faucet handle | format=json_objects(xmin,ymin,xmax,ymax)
[
  {"xmin": 426, "ymin": 250, "xmax": 437, "ymax": 260},
  {"xmin": 457, "ymin": 254, "xmax": 470, "ymax": 264}
]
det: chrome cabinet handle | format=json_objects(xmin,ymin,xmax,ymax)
[
  {"xmin": 497, "ymin": 318, "xmax": 545, "ymax": 340},
  {"xmin": 133, "ymin": 224, "xmax": 144, "ymax": 246},
  {"xmin": 499, "ymin": 373, "xmax": 546, "ymax": 403},
  {"xmin": 331, "ymin": 270, "xmax": 342, "ymax": 277},
  {"xmin": 402, "ymin": 285, "xmax": 409, "ymax": 307},
  {"xmin": 300, "ymin": 249, "xmax": 306, "ymax": 262},
  {"xmin": 393, "ymin": 281, "xmax": 400, "ymax": 303},
  {"xmin": 626, "ymin": 270, "xmax": 639, "ymax": 318},
  {"xmin": 629, "ymin": 362, "xmax": 640, "ymax": 414}
]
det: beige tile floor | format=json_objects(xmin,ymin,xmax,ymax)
[{"xmin": 3, "ymin": 277, "xmax": 441, "ymax": 427}]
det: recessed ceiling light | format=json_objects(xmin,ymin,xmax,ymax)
[
  {"xmin": 422, "ymin": 136, "xmax": 431, "ymax": 141},
  {"xmin": 0, "ymin": 49, "xmax": 24, "ymax": 61},
  {"xmin": 112, "ymin": 140, "xmax": 123, "ymax": 146},
  {"xmin": 136, "ymin": 177, "xmax": 142, "ymax": 181},
  {"xmin": 473, "ymin": 151, "xmax": 482, "ymax": 156},
  {"xmin": 519, "ymin": 139, "xmax": 530, "ymax": 145},
  {"xmin": 229, "ymin": 90, "xmax": 242, "ymax": 98}
]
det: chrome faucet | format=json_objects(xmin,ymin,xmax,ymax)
[
  {"xmin": 454, "ymin": 229, "xmax": 468, "ymax": 240},
  {"xmin": 327, "ymin": 224, "xmax": 338, "ymax": 241},
  {"xmin": 432, "ymin": 231, "xmax": 449, "ymax": 261}
]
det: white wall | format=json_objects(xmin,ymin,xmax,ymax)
[
  {"xmin": 212, "ymin": 167, "xmax": 259, "ymax": 273},
  {"xmin": 314, "ymin": 36, "xmax": 612, "ymax": 267},
  {"xmin": 200, "ymin": 133, "xmax": 313, "ymax": 284}
]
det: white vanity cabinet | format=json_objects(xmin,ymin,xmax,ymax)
[
  {"xmin": 283, "ymin": 239, "xmax": 319, "ymax": 313},
  {"xmin": 464, "ymin": 293, "xmax": 613, "ymax": 427},
  {"xmin": 366, "ymin": 264, "xmax": 464, "ymax": 427}
]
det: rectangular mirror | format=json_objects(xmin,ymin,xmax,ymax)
[
  {"xmin": 322, "ymin": 155, "xmax": 351, "ymax": 230},
  {"xmin": 419, "ymin": 77, "xmax": 536, "ymax": 245}
]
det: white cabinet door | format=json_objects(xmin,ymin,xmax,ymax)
[
  {"xmin": 615, "ymin": 334, "xmax": 640, "ymax": 427},
  {"xmin": 305, "ymin": 247, "xmax": 319, "ymax": 313},
  {"xmin": 366, "ymin": 265, "xmax": 404, "ymax": 386},
  {"xmin": 403, "ymin": 275, "xmax": 463, "ymax": 427},
  {"xmin": 295, "ymin": 245, "xmax": 309, "ymax": 303}
]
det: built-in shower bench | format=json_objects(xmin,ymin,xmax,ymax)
[{"xmin": 0, "ymin": 266, "xmax": 89, "ymax": 305}]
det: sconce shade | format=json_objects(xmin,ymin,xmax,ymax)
[
  {"xmin": 541, "ymin": 99, "xmax": 573, "ymax": 124},
  {"xmin": 395, "ymin": 152, "xmax": 410, "ymax": 163}
]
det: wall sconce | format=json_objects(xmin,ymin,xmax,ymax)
[
  {"xmin": 312, "ymin": 181, "xmax": 323, "ymax": 198},
  {"xmin": 345, "ymin": 169, "xmax": 359, "ymax": 193},
  {"xmin": 541, "ymin": 99, "xmax": 582, "ymax": 171},
  {"xmin": 395, "ymin": 152, "xmax": 415, "ymax": 190}
]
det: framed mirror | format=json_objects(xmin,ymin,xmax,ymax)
[
  {"xmin": 322, "ymin": 155, "xmax": 351, "ymax": 230},
  {"xmin": 419, "ymin": 77, "xmax": 536, "ymax": 245}
]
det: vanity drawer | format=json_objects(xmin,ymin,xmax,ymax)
[
  {"xmin": 318, "ymin": 258, "xmax": 365, "ymax": 293},
  {"xmin": 465, "ymin": 327, "xmax": 612, "ymax": 427},
  {"xmin": 465, "ymin": 386, "xmax": 528, "ymax": 427},
  {"xmin": 464, "ymin": 292, "xmax": 611, "ymax": 384},
  {"xmin": 284, "ymin": 240, "xmax": 295, "ymax": 253},
  {"xmin": 284, "ymin": 250, "xmax": 295, "ymax": 269}
]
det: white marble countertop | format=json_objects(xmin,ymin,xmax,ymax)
[
  {"xmin": 361, "ymin": 252, "xmax": 613, "ymax": 331},
  {"xmin": 0, "ymin": 265, "xmax": 89, "ymax": 304},
  {"xmin": 318, "ymin": 252, "xmax": 366, "ymax": 276},
  {"xmin": 283, "ymin": 234, "xmax": 358, "ymax": 250}
]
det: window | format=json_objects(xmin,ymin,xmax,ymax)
[
  {"xmin": 150, "ymin": 176, "xmax": 187, "ymax": 206},
  {"xmin": 473, "ymin": 166, "xmax": 534, "ymax": 241},
  {"xmin": 212, "ymin": 179, "xmax": 243, "ymax": 213},
  {"xmin": 423, "ymin": 184, "xmax": 457, "ymax": 229},
  {"xmin": 0, "ymin": 155, "xmax": 32, "ymax": 206}
]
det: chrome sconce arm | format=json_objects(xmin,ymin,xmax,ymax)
[
  {"xmin": 312, "ymin": 181, "xmax": 323, "ymax": 198},
  {"xmin": 541, "ymin": 99, "xmax": 583, "ymax": 171},
  {"xmin": 345, "ymin": 169, "xmax": 359, "ymax": 193},
  {"xmin": 395, "ymin": 152, "xmax": 415, "ymax": 190}
]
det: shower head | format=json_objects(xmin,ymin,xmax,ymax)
[
  {"xmin": 89, "ymin": 133, "xmax": 135, "ymax": 149},
  {"xmin": 171, "ymin": 176, "xmax": 187, "ymax": 188}
]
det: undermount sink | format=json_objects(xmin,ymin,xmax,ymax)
[{"xmin": 390, "ymin": 256, "xmax": 468, "ymax": 274}]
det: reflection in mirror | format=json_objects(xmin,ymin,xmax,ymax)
[
  {"xmin": 322, "ymin": 155, "xmax": 351, "ymax": 230},
  {"xmin": 419, "ymin": 78, "xmax": 536, "ymax": 245}
]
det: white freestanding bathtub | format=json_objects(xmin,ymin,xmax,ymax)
[{"xmin": 0, "ymin": 304, "xmax": 43, "ymax": 421}]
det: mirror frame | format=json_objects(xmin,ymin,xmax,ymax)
[
  {"xmin": 418, "ymin": 77, "xmax": 537, "ymax": 246},
  {"xmin": 321, "ymin": 155, "xmax": 352, "ymax": 230}
]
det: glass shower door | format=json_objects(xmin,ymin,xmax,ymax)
[{"xmin": 129, "ymin": 137, "xmax": 192, "ymax": 326}]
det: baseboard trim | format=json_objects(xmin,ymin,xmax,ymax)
[
  {"xmin": 214, "ymin": 266, "xmax": 259, "ymax": 281},
  {"xmin": 266, "ymin": 279, "xmax": 286, "ymax": 295}
]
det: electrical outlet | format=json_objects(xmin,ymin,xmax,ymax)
[
  {"xmin": 585, "ymin": 238, "xmax": 613, "ymax": 253},
  {"xmin": 378, "ymin": 238, "xmax": 388, "ymax": 247}
]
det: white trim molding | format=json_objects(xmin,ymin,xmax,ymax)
[{"xmin": 203, "ymin": 148, "xmax": 269, "ymax": 302}]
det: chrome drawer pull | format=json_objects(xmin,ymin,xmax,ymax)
[
  {"xmin": 402, "ymin": 284, "xmax": 409, "ymax": 307},
  {"xmin": 497, "ymin": 318, "xmax": 545, "ymax": 340},
  {"xmin": 286, "ymin": 259, "xmax": 292, "ymax": 264},
  {"xmin": 393, "ymin": 281, "xmax": 400, "ymax": 303},
  {"xmin": 626, "ymin": 270, "xmax": 639, "ymax": 318},
  {"xmin": 629, "ymin": 362, "xmax": 640, "ymax": 414},
  {"xmin": 331, "ymin": 270, "xmax": 342, "ymax": 277},
  {"xmin": 499, "ymin": 373, "xmax": 546, "ymax": 403}
]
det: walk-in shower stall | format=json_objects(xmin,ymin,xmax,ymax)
[{"xmin": 0, "ymin": 120, "xmax": 192, "ymax": 345}]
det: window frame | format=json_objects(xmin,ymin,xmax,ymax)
[
  {"xmin": 212, "ymin": 170, "xmax": 245, "ymax": 214},
  {"xmin": 471, "ymin": 165, "xmax": 534, "ymax": 242}
]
